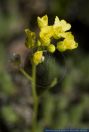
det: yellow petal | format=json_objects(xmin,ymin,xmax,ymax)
[
  {"xmin": 53, "ymin": 26, "xmax": 63, "ymax": 39},
  {"xmin": 60, "ymin": 20, "xmax": 71, "ymax": 31},
  {"xmin": 54, "ymin": 16, "xmax": 71, "ymax": 32},
  {"xmin": 37, "ymin": 15, "xmax": 48, "ymax": 28},
  {"xmin": 54, "ymin": 16, "xmax": 61, "ymax": 25},
  {"xmin": 33, "ymin": 51, "xmax": 43, "ymax": 65},
  {"xmin": 64, "ymin": 32, "xmax": 74, "ymax": 39},
  {"xmin": 39, "ymin": 26, "xmax": 53, "ymax": 46},
  {"xmin": 59, "ymin": 32, "xmax": 74, "ymax": 39},
  {"xmin": 63, "ymin": 38, "xmax": 78, "ymax": 50}
]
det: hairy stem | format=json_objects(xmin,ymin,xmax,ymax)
[{"xmin": 32, "ymin": 64, "xmax": 38, "ymax": 132}]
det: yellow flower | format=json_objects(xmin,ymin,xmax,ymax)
[
  {"xmin": 37, "ymin": 15, "xmax": 48, "ymax": 29},
  {"xmin": 53, "ymin": 16, "xmax": 71, "ymax": 39},
  {"xmin": 33, "ymin": 51, "xmax": 44, "ymax": 65},
  {"xmin": 39, "ymin": 26, "xmax": 54, "ymax": 46},
  {"xmin": 25, "ymin": 29, "xmax": 36, "ymax": 48},
  {"xmin": 54, "ymin": 16, "xmax": 71, "ymax": 32},
  {"xmin": 47, "ymin": 44, "xmax": 56, "ymax": 53},
  {"xmin": 57, "ymin": 37, "xmax": 78, "ymax": 52}
]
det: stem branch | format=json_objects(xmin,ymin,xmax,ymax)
[
  {"xmin": 19, "ymin": 67, "xmax": 32, "ymax": 81},
  {"xmin": 19, "ymin": 65, "xmax": 38, "ymax": 132}
]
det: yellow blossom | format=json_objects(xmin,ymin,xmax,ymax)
[
  {"xmin": 33, "ymin": 51, "xmax": 44, "ymax": 65},
  {"xmin": 37, "ymin": 15, "xmax": 53, "ymax": 46},
  {"xmin": 53, "ymin": 16, "xmax": 71, "ymax": 39},
  {"xmin": 25, "ymin": 29, "xmax": 36, "ymax": 48},
  {"xmin": 39, "ymin": 26, "xmax": 54, "ymax": 46},
  {"xmin": 57, "ymin": 38, "xmax": 78, "ymax": 52},
  {"xmin": 37, "ymin": 15, "xmax": 48, "ymax": 29},
  {"xmin": 54, "ymin": 16, "xmax": 71, "ymax": 32}
]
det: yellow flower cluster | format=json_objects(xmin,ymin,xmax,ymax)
[{"xmin": 25, "ymin": 15, "xmax": 78, "ymax": 65}]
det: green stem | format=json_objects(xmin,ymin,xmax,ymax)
[
  {"xmin": 32, "ymin": 64, "xmax": 38, "ymax": 132},
  {"xmin": 19, "ymin": 65, "xmax": 38, "ymax": 132},
  {"xmin": 19, "ymin": 67, "xmax": 32, "ymax": 81}
]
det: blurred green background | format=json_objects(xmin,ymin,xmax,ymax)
[{"xmin": 0, "ymin": 0, "xmax": 89, "ymax": 131}]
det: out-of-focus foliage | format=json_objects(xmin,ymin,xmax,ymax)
[
  {"xmin": 35, "ymin": 54, "xmax": 89, "ymax": 130},
  {"xmin": 0, "ymin": 0, "xmax": 89, "ymax": 131},
  {"xmin": 0, "ymin": 1, "xmax": 24, "ymax": 41},
  {"xmin": 0, "ymin": 45, "xmax": 15, "ymax": 95},
  {"xmin": 50, "ymin": 0, "xmax": 72, "ymax": 17},
  {"xmin": 50, "ymin": 0, "xmax": 89, "ymax": 25},
  {"xmin": 2, "ymin": 106, "xmax": 19, "ymax": 123}
]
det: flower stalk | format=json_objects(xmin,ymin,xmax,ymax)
[{"xmin": 31, "ymin": 63, "xmax": 38, "ymax": 132}]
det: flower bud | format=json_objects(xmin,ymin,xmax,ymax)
[
  {"xmin": 47, "ymin": 44, "xmax": 56, "ymax": 53},
  {"xmin": 33, "ymin": 51, "xmax": 44, "ymax": 65},
  {"xmin": 25, "ymin": 29, "xmax": 36, "ymax": 48},
  {"xmin": 37, "ymin": 40, "xmax": 41, "ymax": 46},
  {"xmin": 57, "ymin": 42, "xmax": 66, "ymax": 52}
]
